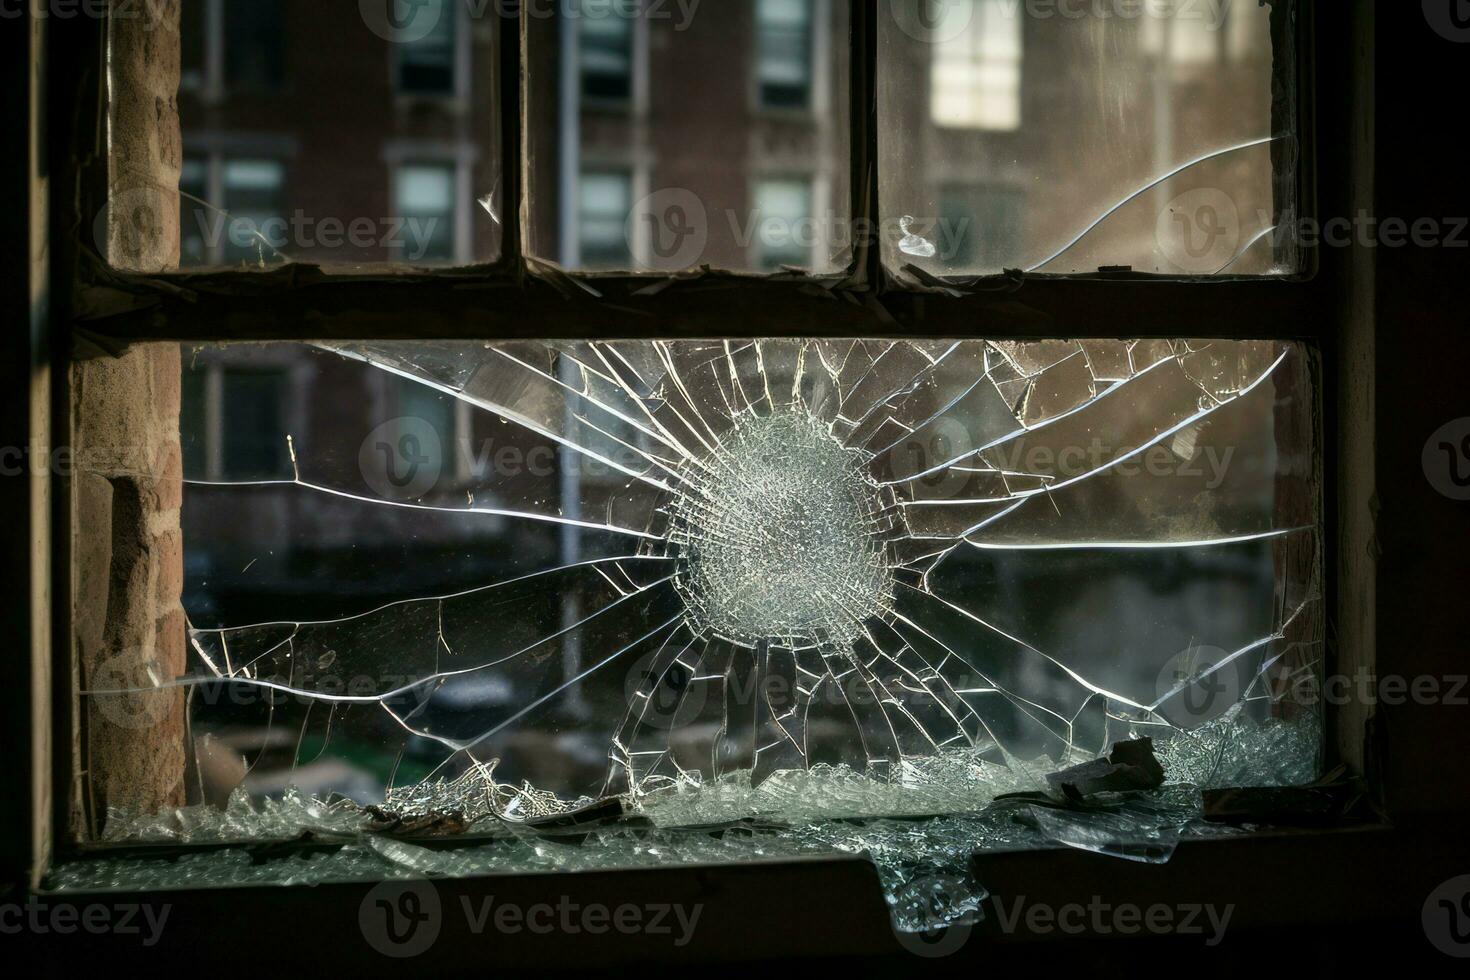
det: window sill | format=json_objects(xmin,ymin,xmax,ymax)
[{"xmin": 26, "ymin": 822, "xmax": 1456, "ymax": 967}]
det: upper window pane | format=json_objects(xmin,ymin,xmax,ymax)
[
  {"xmin": 117, "ymin": 1, "xmax": 501, "ymax": 270},
  {"xmin": 879, "ymin": 0, "xmax": 1297, "ymax": 277},
  {"xmin": 526, "ymin": 0, "xmax": 851, "ymax": 273}
]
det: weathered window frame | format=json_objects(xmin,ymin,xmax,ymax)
[{"xmin": 8, "ymin": 1, "xmax": 1392, "ymax": 944}]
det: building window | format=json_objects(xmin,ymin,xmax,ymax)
[
  {"xmin": 179, "ymin": 155, "xmax": 286, "ymax": 266},
  {"xmin": 756, "ymin": 0, "xmax": 814, "ymax": 109},
  {"xmin": 223, "ymin": 0, "xmax": 287, "ymax": 91},
  {"xmin": 930, "ymin": 0, "xmax": 1023, "ymax": 130},
  {"xmin": 179, "ymin": 156, "xmax": 211, "ymax": 265},
  {"xmin": 180, "ymin": 0, "xmax": 208, "ymax": 91},
  {"xmin": 392, "ymin": 373, "xmax": 461, "ymax": 482},
  {"xmin": 579, "ymin": 3, "xmax": 635, "ymax": 103},
  {"xmin": 577, "ymin": 170, "xmax": 634, "ymax": 268},
  {"xmin": 753, "ymin": 177, "xmax": 814, "ymax": 270},
  {"xmin": 1142, "ymin": 13, "xmax": 1222, "ymax": 64},
  {"xmin": 221, "ymin": 159, "xmax": 287, "ymax": 264},
  {"xmin": 393, "ymin": 163, "xmax": 459, "ymax": 263},
  {"xmin": 395, "ymin": 0, "xmax": 459, "ymax": 95},
  {"xmin": 181, "ymin": 364, "xmax": 291, "ymax": 482},
  {"xmin": 938, "ymin": 183, "xmax": 1025, "ymax": 271},
  {"xmin": 178, "ymin": 0, "xmax": 287, "ymax": 97},
  {"xmin": 220, "ymin": 369, "xmax": 291, "ymax": 480}
]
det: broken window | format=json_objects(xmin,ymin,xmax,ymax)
[
  {"xmin": 88, "ymin": 338, "xmax": 1321, "ymax": 843},
  {"xmin": 71, "ymin": 0, "xmax": 1324, "ymax": 933}
]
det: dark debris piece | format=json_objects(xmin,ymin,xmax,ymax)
[{"xmin": 1045, "ymin": 738, "xmax": 1167, "ymax": 803}]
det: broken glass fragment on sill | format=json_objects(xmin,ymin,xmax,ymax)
[{"xmin": 63, "ymin": 726, "xmax": 1320, "ymax": 931}]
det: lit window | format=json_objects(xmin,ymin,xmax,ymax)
[
  {"xmin": 930, "ymin": 0, "xmax": 1023, "ymax": 130},
  {"xmin": 753, "ymin": 178, "xmax": 813, "ymax": 269},
  {"xmin": 577, "ymin": 170, "xmax": 634, "ymax": 268},
  {"xmin": 580, "ymin": 4, "xmax": 635, "ymax": 102},
  {"xmin": 1228, "ymin": 3, "xmax": 1268, "ymax": 61},
  {"xmin": 757, "ymin": 0, "xmax": 813, "ymax": 109},
  {"xmin": 1142, "ymin": 13, "xmax": 1223, "ymax": 64},
  {"xmin": 396, "ymin": 0, "xmax": 459, "ymax": 94},
  {"xmin": 393, "ymin": 164, "xmax": 458, "ymax": 263}
]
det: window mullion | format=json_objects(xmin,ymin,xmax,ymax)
[
  {"xmin": 849, "ymin": 0, "xmax": 879, "ymax": 288},
  {"xmin": 503, "ymin": 0, "xmax": 525, "ymax": 279}
]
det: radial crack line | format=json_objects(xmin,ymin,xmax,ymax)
[
  {"xmin": 189, "ymin": 555, "xmax": 674, "ymax": 634},
  {"xmin": 895, "ymin": 583, "xmax": 1155, "ymax": 714},
  {"xmin": 879, "ymin": 352, "xmax": 1186, "ymax": 486},
  {"xmin": 961, "ymin": 526, "xmax": 1316, "ymax": 551},
  {"xmin": 940, "ymin": 350, "xmax": 1293, "ymax": 538},
  {"xmin": 398, "ymin": 616, "xmax": 691, "ymax": 762},
  {"xmin": 1026, "ymin": 135, "xmax": 1283, "ymax": 272},
  {"xmin": 186, "ymin": 476, "xmax": 666, "ymax": 540},
  {"xmin": 491, "ymin": 347, "xmax": 686, "ymax": 455},
  {"xmin": 128, "ymin": 576, "xmax": 683, "ymax": 705}
]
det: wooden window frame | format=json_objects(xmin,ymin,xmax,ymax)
[{"xmin": 7, "ymin": 2, "xmax": 1396, "ymax": 940}]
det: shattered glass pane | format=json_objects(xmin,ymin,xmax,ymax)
[
  {"xmin": 878, "ymin": 1, "xmax": 1297, "ymax": 277},
  {"xmin": 81, "ymin": 338, "xmax": 1322, "ymax": 920}
]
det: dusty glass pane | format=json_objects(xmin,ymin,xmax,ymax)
[
  {"xmin": 878, "ymin": 1, "xmax": 1297, "ymax": 278},
  {"xmin": 524, "ymin": 1, "xmax": 853, "ymax": 273},
  {"xmin": 84, "ymin": 338, "xmax": 1321, "ymax": 850},
  {"xmin": 116, "ymin": 0, "xmax": 503, "ymax": 270}
]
